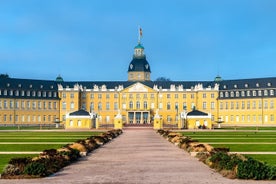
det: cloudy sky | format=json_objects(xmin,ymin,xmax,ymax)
[{"xmin": 1, "ymin": 0, "xmax": 276, "ymax": 82}]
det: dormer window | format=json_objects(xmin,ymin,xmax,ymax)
[
  {"xmin": 234, "ymin": 84, "xmax": 237, "ymax": 88},
  {"xmin": 256, "ymin": 83, "xmax": 259, "ymax": 87},
  {"xmin": 245, "ymin": 84, "xmax": 248, "ymax": 88},
  {"xmin": 29, "ymin": 85, "xmax": 32, "ymax": 88},
  {"xmin": 223, "ymin": 85, "xmax": 227, "ymax": 89},
  {"xmin": 7, "ymin": 83, "xmax": 10, "ymax": 87},
  {"xmin": 9, "ymin": 90, "xmax": 13, "ymax": 96},
  {"xmin": 267, "ymin": 82, "xmax": 271, "ymax": 87},
  {"xmin": 40, "ymin": 85, "xmax": 43, "ymax": 89},
  {"xmin": 18, "ymin": 84, "xmax": 21, "ymax": 88}
]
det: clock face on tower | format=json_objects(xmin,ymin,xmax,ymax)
[
  {"xmin": 130, "ymin": 64, "xmax": 133, "ymax": 69},
  {"xmin": 145, "ymin": 64, "xmax": 149, "ymax": 69}
]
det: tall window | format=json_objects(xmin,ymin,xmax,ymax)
[
  {"xmin": 211, "ymin": 102, "xmax": 215, "ymax": 110},
  {"xmin": 203, "ymin": 102, "xmax": 207, "ymax": 110},
  {"xmin": 143, "ymin": 101, "xmax": 147, "ymax": 109},
  {"xmin": 136, "ymin": 101, "xmax": 140, "ymax": 109},
  {"xmin": 129, "ymin": 101, "xmax": 133, "ymax": 109},
  {"xmin": 90, "ymin": 102, "xmax": 94, "ymax": 111},
  {"xmin": 62, "ymin": 102, "xmax": 66, "ymax": 110},
  {"xmin": 70, "ymin": 102, "xmax": 74, "ymax": 109},
  {"xmin": 114, "ymin": 102, "xmax": 118, "ymax": 110},
  {"xmin": 167, "ymin": 102, "xmax": 171, "ymax": 110},
  {"xmin": 106, "ymin": 102, "xmax": 110, "ymax": 110},
  {"xmin": 98, "ymin": 102, "xmax": 102, "ymax": 110}
]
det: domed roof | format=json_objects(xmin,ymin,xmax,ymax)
[
  {"xmin": 134, "ymin": 43, "xmax": 144, "ymax": 49},
  {"xmin": 128, "ymin": 57, "xmax": 151, "ymax": 72},
  {"xmin": 56, "ymin": 75, "xmax": 64, "ymax": 82}
]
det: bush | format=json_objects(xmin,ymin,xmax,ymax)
[
  {"xmin": 209, "ymin": 152, "xmax": 242, "ymax": 171},
  {"xmin": 24, "ymin": 162, "xmax": 48, "ymax": 177},
  {"xmin": 2, "ymin": 164, "xmax": 20, "ymax": 175},
  {"xmin": 237, "ymin": 157, "xmax": 275, "ymax": 180},
  {"xmin": 8, "ymin": 157, "xmax": 32, "ymax": 173}
]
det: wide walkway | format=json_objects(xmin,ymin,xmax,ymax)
[{"xmin": 0, "ymin": 129, "xmax": 275, "ymax": 184}]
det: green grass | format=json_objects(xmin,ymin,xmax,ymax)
[
  {"xmin": 0, "ymin": 154, "xmax": 38, "ymax": 173},
  {"xmin": 0, "ymin": 131, "xmax": 103, "ymax": 173},
  {"xmin": 245, "ymin": 154, "xmax": 276, "ymax": 166},
  {"xmin": 181, "ymin": 131, "xmax": 276, "ymax": 165}
]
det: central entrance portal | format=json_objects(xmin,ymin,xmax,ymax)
[{"xmin": 127, "ymin": 111, "xmax": 150, "ymax": 125}]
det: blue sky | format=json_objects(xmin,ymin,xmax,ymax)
[{"xmin": 1, "ymin": 0, "xmax": 276, "ymax": 82}]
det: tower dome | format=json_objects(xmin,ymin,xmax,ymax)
[{"xmin": 127, "ymin": 28, "xmax": 151, "ymax": 81}]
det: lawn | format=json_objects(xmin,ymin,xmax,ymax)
[
  {"xmin": 0, "ymin": 131, "xmax": 103, "ymax": 173},
  {"xmin": 181, "ymin": 130, "xmax": 276, "ymax": 165}
]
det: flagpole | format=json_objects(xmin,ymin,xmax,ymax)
[{"xmin": 138, "ymin": 25, "xmax": 141, "ymax": 43}]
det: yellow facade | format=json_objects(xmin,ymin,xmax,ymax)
[{"xmin": 1, "ymin": 41, "xmax": 276, "ymax": 129}]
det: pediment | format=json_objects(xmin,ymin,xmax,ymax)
[{"xmin": 123, "ymin": 82, "xmax": 155, "ymax": 93}]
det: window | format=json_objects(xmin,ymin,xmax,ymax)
[
  {"xmin": 236, "ymin": 91, "xmax": 240, "ymax": 97},
  {"xmin": 106, "ymin": 102, "xmax": 110, "ymax": 110},
  {"xmin": 253, "ymin": 90, "xmax": 257, "ymax": 96},
  {"xmin": 230, "ymin": 91, "xmax": 234, "ymax": 97},
  {"xmin": 203, "ymin": 102, "xmax": 207, "ymax": 110},
  {"xmin": 90, "ymin": 102, "xmax": 94, "ymax": 111},
  {"xmin": 264, "ymin": 90, "xmax": 268, "ymax": 96},
  {"xmin": 175, "ymin": 94, "xmax": 178, "ymax": 99},
  {"xmin": 167, "ymin": 116, "xmax": 172, "ymax": 122},
  {"xmin": 53, "ymin": 102, "xmax": 57, "ymax": 109},
  {"xmin": 247, "ymin": 101, "xmax": 250, "ymax": 109},
  {"xmin": 257, "ymin": 90, "xmax": 261, "ymax": 96},
  {"xmin": 144, "ymin": 101, "xmax": 147, "ymax": 109},
  {"xmin": 32, "ymin": 91, "xmax": 36, "ymax": 97},
  {"xmin": 143, "ymin": 94, "xmax": 147, "ymax": 99},
  {"xmin": 241, "ymin": 101, "xmax": 245, "ymax": 109},
  {"xmin": 236, "ymin": 102, "xmax": 239, "ymax": 109},
  {"xmin": 98, "ymin": 102, "xmax": 102, "ymax": 110},
  {"xmin": 90, "ymin": 93, "xmax": 94, "ymax": 99},
  {"xmin": 241, "ymin": 91, "xmax": 245, "ymax": 97},
  {"xmin": 27, "ymin": 101, "xmax": 30, "ymax": 109},
  {"xmin": 48, "ymin": 102, "xmax": 52, "ymax": 109},
  {"xmin": 129, "ymin": 101, "xmax": 133, "ymax": 109},
  {"xmin": 247, "ymin": 91, "xmax": 250, "ymax": 97},
  {"xmin": 106, "ymin": 94, "xmax": 110, "ymax": 99},
  {"xmin": 183, "ymin": 102, "xmax": 187, "ymax": 110},
  {"xmin": 225, "ymin": 102, "xmax": 228, "ymax": 110},
  {"xmin": 175, "ymin": 102, "xmax": 179, "ymax": 110},
  {"xmin": 9, "ymin": 90, "xmax": 13, "ymax": 96},
  {"xmin": 220, "ymin": 92, "xmax": 223, "ymax": 98},
  {"xmin": 270, "ymin": 114, "xmax": 274, "ymax": 121},
  {"xmin": 191, "ymin": 94, "xmax": 194, "ymax": 99},
  {"xmin": 150, "ymin": 94, "xmax": 154, "ymax": 99},
  {"xmin": 159, "ymin": 103, "xmax": 163, "ymax": 109},
  {"xmin": 136, "ymin": 101, "xmax": 140, "ymax": 109},
  {"xmin": 211, "ymin": 93, "xmax": 215, "ymax": 98},
  {"xmin": 203, "ymin": 93, "xmax": 206, "ymax": 98},
  {"xmin": 220, "ymin": 102, "xmax": 224, "ymax": 110},
  {"xmin": 114, "ymin": 93, "xmax": 118, "ymax": 98},
  {"xmin": 167, "ymin": 94, "xmax": 170, "ymax": 99},
  {"xmin": 136, "ymin": 94, "xmax": 140, "ymax": 99},
  {"xmin": 270, "ymin": 90, "xmax": 274, "ymax": 96},
  {"xmin": 70, "ymin": 102, "xmax": 74, "ymax": 109},
  {"xmin": 114, "ymin": 102, "xmax": 118, "ymax": 110},
  {"xmin": 43, "ymin": 91, "xmax": 46, "ymax": 97},
  {"xmin": 258, "ymin": 100, "xmax": 262, "ymax": 109},
  {"xmin": 167, "ymin": 102, "xmax": 171, "ymax": 110},
  {"xmin": 211, "ymin": 102, "xmax": 215, "ymax": 110},
  {"xmin": 225, "ymin": 92, "xmax": 229, "ymax": 98},
  {"xmin": 70, "ymin": 93, "xmax": 74, "ymax": 98},
  {"xmin": 62, "ymin": 102, "xmax": 66, "ymax": 110},
  {"xmin": 10, "ymin": 100, "xmax": 13, "ymax": 109},
  {"xmin": 183, "ymin": 94, "xmax": 186, "ymax": 98},
  {"xmin": 27, "ymin": 91, "xmax": 30, "ymax": 96},
  {"xmin": 264, "ymin": 100, "xmax": 268, "ymax": 109},
  {"xmin": 252, "ymin": 101, "xmax": 256, "ymax": 109},
  {"xmin": 82, "ymin": 102, "xmax": 86, "ymax": 110},
  {"xmin": 32, "ymin": 102, "xmax": 36, "ymax": 109},
  {"xmin": 230, "ymin": 102, "xmax": 234, "ymax": 109},
  {"xmin": 270, "ymin": 100, "xmax": 274, "ymax": 109}
]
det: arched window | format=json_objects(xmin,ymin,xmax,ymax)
[
  {"xmin": 136, "ymin": 101, "xmax": 140, "ymax": 109},
  {"xmin": 143, "ymin": 101, "xmax": 147, "ymax": 109},
  {"xmin": 129, "ymin": 101, "xmax": 133, "ymax": 109}
]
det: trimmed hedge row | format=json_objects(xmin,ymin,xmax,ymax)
[
  {"xmin": 1, "ymin": 129, "xmax": 123, "ymax": 179},
  {"xmin": 156, "ymin": 129, "xmax": 276, "ymax": 180}
]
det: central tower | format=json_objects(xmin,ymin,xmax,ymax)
[{"xmin": 128, "ymin": 28, "xmax": 151, "ymax": 81}]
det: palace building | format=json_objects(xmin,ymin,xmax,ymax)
[{"xmin": 1, "ymin": 35, "xmax": 276, "ymax": 129}]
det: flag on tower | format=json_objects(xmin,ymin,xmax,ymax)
[{"xmin": 139, "ymin": 27, "xmax": 143, "ymax": 37}]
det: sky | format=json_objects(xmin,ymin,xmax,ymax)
[{"xmin": 1, "ymin": 0, "xmax": 276, "ymax": 82}]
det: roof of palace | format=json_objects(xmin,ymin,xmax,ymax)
[{"xmin": 69, "ymin": 109, "xmax": 90, "ymax": 116}]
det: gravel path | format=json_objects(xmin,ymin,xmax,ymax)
[{"xmin": 0, "ymin": 129, "xmax": 275, "ymax": 184}]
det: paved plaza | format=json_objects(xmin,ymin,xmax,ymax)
[{"xmin": 0, "ymin": 129, "xmax": 275, "ymax": 184}]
